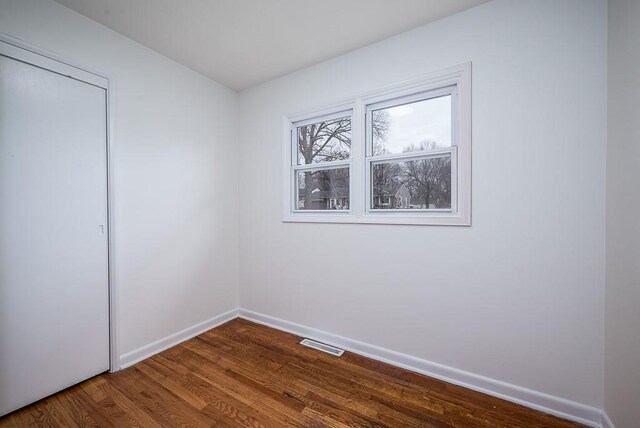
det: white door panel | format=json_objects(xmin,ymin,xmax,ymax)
[{"xmin": 0, "ymin": 52, "xmax": 109, "ymax": 416}]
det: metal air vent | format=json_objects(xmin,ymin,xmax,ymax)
[{"xmin": 300, "ymin": 338, "xmax": 344, "ymax": 357}]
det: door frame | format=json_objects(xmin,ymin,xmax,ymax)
[{"xmin": 0, "ymin": 33, "xmax": 120, "ymax": 372}]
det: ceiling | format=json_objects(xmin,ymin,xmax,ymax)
[{"xmin": 55, "ymin": 0, "xmax": 489, "ymax": 91}]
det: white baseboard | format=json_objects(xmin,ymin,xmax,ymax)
[
  {"xmin": 119, "ymin": 308, "xmax": 239, "ymax": 369},
  {"xmin": 238, "ymin": 308, "xmax": 603, "ymax": 428},
  {"xmin": 601, "ymin": 411, "xmax": 615, "ymax": 428}
]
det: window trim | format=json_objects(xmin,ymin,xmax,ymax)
[{"xmin": 282, "ymin": 62, "xmax": 471, "ymax": 226}]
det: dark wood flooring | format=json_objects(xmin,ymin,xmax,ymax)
[{"xmin": 0, "ymin": 318, "xmax": 583, "ymax": 427}]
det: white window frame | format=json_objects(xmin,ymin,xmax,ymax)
[
  {"xmin": 283, "ymin": 62, "xmax": 471, "ymax": 226},
  {"xmin": 287, "ymin": 107, "xmax": 355, "ymax": 215}
]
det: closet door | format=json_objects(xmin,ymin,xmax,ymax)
[{"xmin": 0, "ymin": 50, "xmax": 109, "ymax": 416}]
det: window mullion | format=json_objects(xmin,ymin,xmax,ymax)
[
  {"xmin": 368, "ymin": 148, "xmax": 454, "ymax": 163},
  {"xmin": 290, "ymin": 126, "xmax": 297, "ymax": 166},
  {"xmin": 450, "ymin": 147, "xmax": 458, "ymax": 213},
  {"xmin": 351, "ymin": 99, "xmax": 363, "ymax": 218},
  {"xmin": 293, "ymin": 160, "xmax": 351, "ymax": 173}
]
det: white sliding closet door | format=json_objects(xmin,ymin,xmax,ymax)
[{"xmin": 0, "ymin": 48, "xmax": 110, "ymax": 416}]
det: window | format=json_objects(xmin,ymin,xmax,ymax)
[
  {"xmin": 292, "ymin": 111, "xmax": 352, "ymax": 212},
  {"xmin": 366, "ymin": 89, "xmax": 456, "ymax": 214},
  {"xmin": 283, "ymin": 63, "xmax": 471, "ymax": 225}
]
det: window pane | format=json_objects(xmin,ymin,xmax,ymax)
[
  {"xmin": 296, "ymin": 115, "xmax": 351, "ymax": 165},
  {"xmin": 371, "ymin": 154, "xmax": 451, "ymax": 210},
  {"xmin": 296, "ymin": 167, "xmax": 349, "ymax": 210},
  {"xmin": 372, "ymin": 95, "xmax": 451, "ymax": 156}
]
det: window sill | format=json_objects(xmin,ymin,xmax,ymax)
[{"xmin": 282, "ymin": 213, "xmax": 470, "ymax": 226}]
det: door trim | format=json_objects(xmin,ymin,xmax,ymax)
[{"xmin": 0, "ymin": 33, "xmax": 120, "ymax": 372}]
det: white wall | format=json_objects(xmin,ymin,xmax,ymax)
[
  {"xmin": 239, "ymin": 0, "xmax": 606, "ymax": 409},
  {"xmin": 0, "ymin": 0, "xmax": 240, "ymax": 360},
  {"xmin": 605, "ymin": 0, "xmax": 640, "ymax": 426}
]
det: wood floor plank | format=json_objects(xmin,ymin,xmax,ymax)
[
  {"xmin": 175, "ymin": 351, "xmax": 313, "ymax": 427},
  {"xmin": 144, "ymin": 357, "xmax": 271, "ymax": 428},
  {"xmin": 97, "ymin": 378, "xmax": 162, "ymax": 428},
  {"xmin": 0, "ymin": 319, "xmax": 585, "ymax": 428}
]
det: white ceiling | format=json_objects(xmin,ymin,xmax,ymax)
[{"xmin": 55, "ymin": 0, "xmax": 489, "ymax": 91}]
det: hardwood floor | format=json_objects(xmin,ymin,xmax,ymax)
[{"xmin": 0, "ymin": 318, "xmax": 583, "ymax": 427}]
